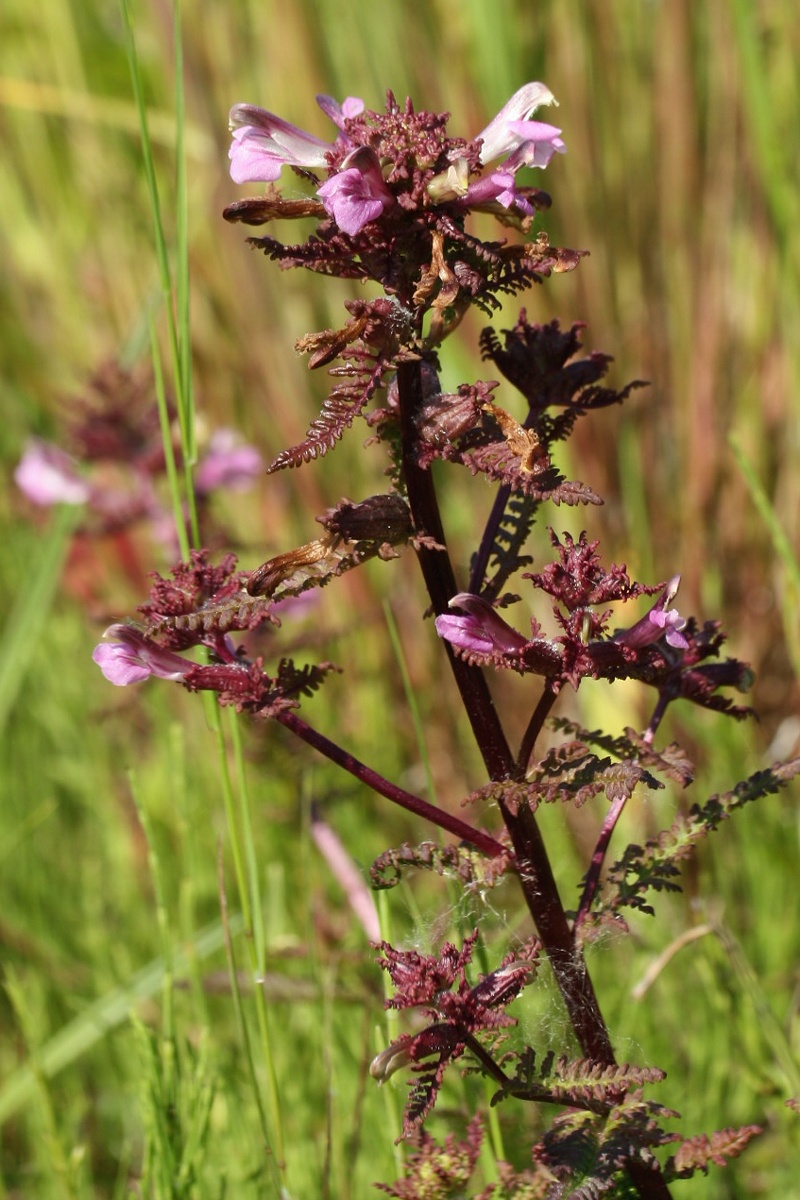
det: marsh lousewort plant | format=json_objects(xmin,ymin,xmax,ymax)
[{"xmin": 95, "ymin": 85, "xmax": 800, "ymax": 1196}]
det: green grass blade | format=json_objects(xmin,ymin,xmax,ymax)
[
  {"xmin": 730, "ymin": 435, "xmax": 800, "ymax": 681},
  {"xmin": 0, "ymin": 915, "xmax": 243, "ymax": 1125},
  {"xmin": 121, "ymin": 0, "xmax": 198, "ymax": 546},
  {"xmin": 0, "ymin": 504, "xmax": 82, "ymax": 738},
  {"xmin": 150, "ymin": 313, "xmax": 191, "ymax": 559},
  {"xmin": 382, "ymin": 599, "xmax": 436, "ymax": 806}
]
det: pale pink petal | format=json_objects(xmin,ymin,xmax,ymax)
[
  {"xmin": 15, "ymin": 439, "xmax": 90, "ymax": 506},
  {"xmin": 476, "ymin": 82, "xmax": 558, "ymax": 164},
  {"xmin": 195, "ymin": 430, "xmax": 263, "ymax": 495},
  {"xmin": 436, "ymin": 593, "xmax": 529, "ymax": 655},
  {"xmin": 315, "ymin": 93, "xmax": 364, "ymax": 131},
  {"xmin": 310, "ymin": 809, "xmax": 380, "ymax": 941},
  {"xmin": 317, "ymin": 147, "xmax": 395, "ymax": 235},
  {"xmin": 92, "ymin": 624, "xmax": 192, "ymax": 686},
  {"xmin": 613, "ymin": 576, "xmax": 688, "ymax": 651}
]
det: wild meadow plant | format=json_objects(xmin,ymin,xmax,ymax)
[{"xmin": 84, "ymin": 81, "xmax": 800, "ymax": 1196}]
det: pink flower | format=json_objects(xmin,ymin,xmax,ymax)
[
  {"xmin": 15, "ymin": 439, "xmax": 90, "ymax": 506},
  {"xmin": 228, "ymin": 95, "xmax": 363, "ymax": 184},
  {"xmin": 435, "ymin": 593, "xmax": 530, "ymax": 655},
  {"xmin": 228, "ymin": 103, "xmax": 334, "ymax": 184},
  {"xmin": 316, "ymin": 146, "xmax": 395, "ymax": 235},
  {"xmin": 428, "ymin": 82, "xmax": 565, "ymax": 212},
  {"xmin": 503, "ymin": 119, "xmax": 566, "ymax": 169},
  {"xmin": 195, "ymin": 430, "xmax": 263, "ymax": 495},
  {"xmin": 475, "ymin": 82, "xmax": 564, "ymax": 166},
  {"xmin": 613, "ymin": 575, "xmax": 689, "ymax": 651},
  {"xmin": 315, "ymin": 93, "xmax": 365, "ymax": 131},
  {"xmin": 92, "ymin": 625, "xmax": 193, "ymax": 686},
  {"xmin": 458, "ymin": 169, "xmax": 535, "ymax": 217},
  {"xmin": 310, "ymin": 807, "xmax": 380, "ymax": 941}
]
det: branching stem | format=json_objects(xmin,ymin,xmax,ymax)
[
  {"xmin": 397, "ymin": 361, "xmax": 514, "ymax": 783},
  {"xmin": 517, "ymin": 682, "xmax": 559, "ymax": 775},
  {"xmin": 275, "ymin": 708, "xmax": 506, "ymax": 859},
  {"xmin": 397, "ymin": 359, "xmax": 673, "ymax": 1200},
  {"xmin": 575, "ymin": 791, "xmax": 629, "ymax": 932}
]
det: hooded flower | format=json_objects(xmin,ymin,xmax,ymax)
[
  {"xmin": 435, "ymin": 593, "xmax": 530, "ymax": 656},
  {"xmin": 456, "ymin": 168, "xmax": 537, "ymax": 216},
  {"xmin": 613, "ymin": 575, "xmax": 689, "ymax": 651},
  {"xmin": 316, "ymin": 146, "xmax": 395, "ymax": 235},
  {"xmin": 92, "ymin": 625, "xmax": 193, "ymax": 686},
  {"xmin": 428, "ymin": 82, "xmax": 566, "ymax": 215},
  {"xmin": 475, "ymin": 82, "xmax": 562, "ymax": 165},
  {"xmin": 228, "ymin": 95, "xmax": 363, "ymax": 184}
]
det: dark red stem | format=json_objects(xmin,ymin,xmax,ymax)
[
  {"xmin": 397, "ymin": 360, "xmax": 673, "ymax": 1200},
  {"xmin": 575, "ymin": 791, "xmax": 629, "ymax": 931},
  {"xmin": 517, "ymin": 682, "xmax": 559, "ymax": 775},
  {"xmin": 275, "ymin": 709, "xmax": 505, "ymax": 859}
]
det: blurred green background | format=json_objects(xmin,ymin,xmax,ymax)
[{"xmin": 1, "ymin": 1, "xmax": 799, "ymax": 1196}]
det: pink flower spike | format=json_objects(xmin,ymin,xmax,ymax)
[
  {"xmin": 317, "ymin": 146, "xmax": 395, "ymax": 235},
  {"xmin": 435, "ymin": 593, "xmax": 529, "ymax": 655},
  {"xmin": 92, "ymin": 625, "xmax": 193, "ymax": 686},
  {"xmin": 476, "ymin": 82, "xmax": 558, "ymax": 165},
  {"xmin": 195, "ymin": 430, "xmax": 263, "ymax": 495},
  {"xmin": 15, "ymin": 439, "xmax": 90, "ymax": 506},
  {"xmin": 613, "ymin": 575, "xmax": 689, "ymax": 651},
  {"xmin": 228, "ymin": 103, "xmax": 333, "ymax": 184}
]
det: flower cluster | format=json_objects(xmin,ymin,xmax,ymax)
[
  {"xmin": 228, "ymin": 83, "xmax": 565, "ymax": 238},
  {"xmin": 435, "ymin": 548, "xmax": 750, "ymax": 721}
]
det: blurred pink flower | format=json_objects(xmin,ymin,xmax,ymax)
[
  {"xmin": 15, "ymin": 439, "xmax": 90, "ymax": 506},
  {"xmin": 310, "ymin": 806, "xmax": 380, "ymax": 941},
  {"xmin": 195, "ymin": 429, "xmax": 263, "ymax": 495}
]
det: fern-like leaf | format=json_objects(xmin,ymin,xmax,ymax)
[
  {"xmin": 479, "ymin": 492, "xmax": 537, "ymax": 599},
  {"xmin": 527, "ymin": 742, "xmax": 660, "ymax": 809},
  {"xmin": 664, "ymin": 1124, "xmax": 763, "ymax": 1177},
  {"xmin": 533, "ymin": 1099, "xmax": 680, "ymax": 1197},
  {"xmin": 548, "ymin": 719, "xmax": 695, "ymax": 788},
  {"xmin": 499, "ymin": 1048, "xmax": 667, "ymax": 1113},
  {"xmin": 593, "ymin": 758, "xmax": 800, "ymax": 920},
  {"xmin": 267, "ymin": 356, "xmax": 387, "ymax": 471},
  {"xmin": 370, "ymin": 840, "xmax": 512, "ymax": 890}
]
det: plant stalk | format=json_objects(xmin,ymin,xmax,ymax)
[{"xmin": 397, "ymin": 359, "xmax": 673, "ymax": 1200}]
